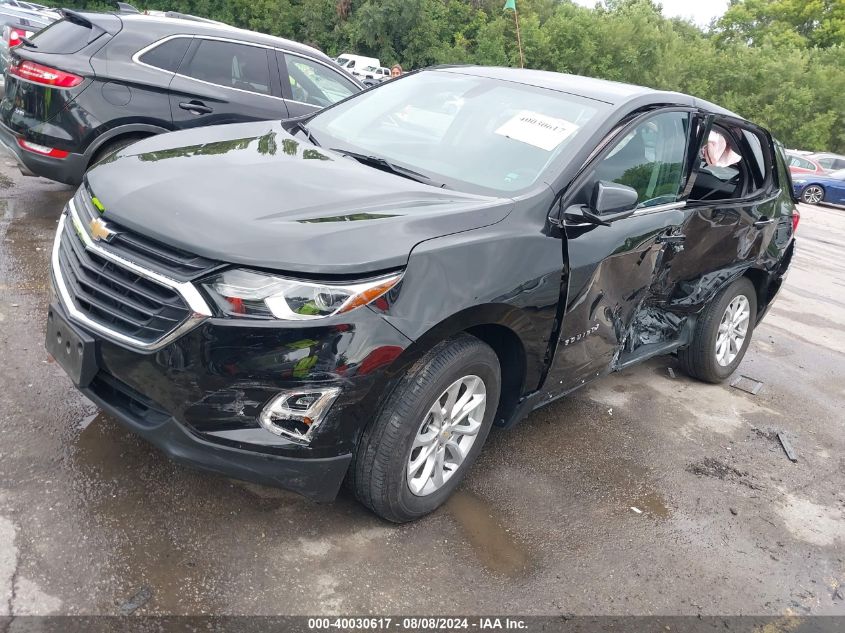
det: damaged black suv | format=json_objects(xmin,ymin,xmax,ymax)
[{"xmin": 46, "ymin": 67, "xmax": 796, "ymax": 522}]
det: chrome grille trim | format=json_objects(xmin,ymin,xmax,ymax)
[{"xmin": 51, "ymin": 199, "xmax": 213, "ymax": 352}]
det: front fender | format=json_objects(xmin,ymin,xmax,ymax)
[{"xmin": 372, "ymin": 215, "xmax": 565, "ymax": 393}]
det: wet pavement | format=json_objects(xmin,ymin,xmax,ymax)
[{"xmin": 0, "ymin": 154, "xmax": 843, "ymax": 616}]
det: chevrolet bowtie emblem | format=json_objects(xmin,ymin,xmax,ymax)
[{"xmin": 89, "ymin": 217, "xmax": 115, "ymax": 242}]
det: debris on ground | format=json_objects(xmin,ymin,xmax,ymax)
[
  {"xmin": 750, "ymin": 426, "xmax": 778, "ymax": 441},
  {"xmin": 630, "ymin": 507, "xmax": 643, "ymax": 514},
  {"xmin": 833, "ymin": 584, "xmax": 844, "ymax": 601},
  {"xmin": 667, "ymin": 367, "xmax": 676, "ymax": 379},
  {"xmin": 118, "ymin": 585, "xmax": 154, "ymax": 616},
  {"xmin": 777, "ymin": 432, "xmax": 799, "ymax": 463},
  {"xmin": 686, "ymin": 457, "xmax": 762, "ymax": 490},
  {"xmin": 607, "ymin": 407, "xmax": 613, "ymax": 416},
  {"xmin": 730, "ymin": 375, "xmax": 764, "ymax": 395},
  {"xmin": 730, "ymin": 508, "xmax": 738, "ymax": 516}
]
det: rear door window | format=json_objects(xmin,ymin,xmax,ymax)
[
  {"xmin": 281, "ymin": 53, "xmax": 357, "ymax": 107},
  {"xmin": 29, "ymin": 18, "xmax": 95, "ymax": 54},
  {"xmin": 689, "ymin": 122, "xmax": 774, "ymax": 202},
  {"xmin": 181, "ymin": 39, "xmax": 272, "ymax": 96},
  {"xmin": 138, "ymin": 37, "xmax": 191, "ymax": 73},
  {"xmin": 789, "ymin": 155, "xmax": 814, "ymax": 170}
]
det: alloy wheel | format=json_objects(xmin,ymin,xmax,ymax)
[
  {"xmin": 715, "ymin": 295, "xmax": 750, "ymax": 367},
  {"xmin": 802, "ymin": 185, "xmax": 823, "ymax": 204},
  {"xmin": 406, "ymin": 375, "xmax": 487, "ymax": 496}
]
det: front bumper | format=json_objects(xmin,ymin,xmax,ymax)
[
  {"xmin": 49, "ymin": 292, "xmax": 410, "ymax": 500},
  {"xmin": 47, "ymin": 203, "xmax": 412, "ymax": 500},
  {"xmin": 81, "ymin": 365, "xmax": 353, "ymax": 502}
]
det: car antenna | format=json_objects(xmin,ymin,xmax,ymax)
[{"xmin": 115, "ymin": 2, "xmax": 141, "ymax": 14}]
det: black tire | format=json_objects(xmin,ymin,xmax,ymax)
[
  {"xmin": 801, "ymin": 185, "xmax": 825, "ymax": 205},
  {"xmin": 679, "ymin": 277, "xmax": 757, "ymax": 384},
  {"xmin": 350, "ymin": 334, "xmax": 501, "ymax": 523},
  {"xmin": 88, "ymin": 135, "xmax": 147, "ymax": 169}
]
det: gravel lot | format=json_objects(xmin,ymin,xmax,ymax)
[{"xmin": 0, "ymin": 154, "xmax": 843, "ymax": 616}]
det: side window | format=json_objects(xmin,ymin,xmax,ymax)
[
  {"xmin": 282, "ymin": 53, "xmax": 358, "ymax": 107},
  {"xmin": 591, "ymin": 111, "xmax": 689, "ymax": 208},
  {"xmin": 834, "ymin": 158, "xmax": 845, "ymax": 170},
  {"xmin": 817, "ymin": 157, "xmax": 833, "ymax": 169},
  {"xmin": 688, "ymin": 126, "xmax": 744, "ymax": 201},
  {"xmin": 790, "ymin": 156, "xmax": 812, "ymax": 170},
  {"xmin": 138, "ymin": 37, "xmax": 191, "ymax": 73},
  {"xmin": 181, "ymin": 40, "xmax": 271, "ymax": 96},
  {"xmin": 689, "ymin": 123, "xmax": 772, "ymax": 202}
]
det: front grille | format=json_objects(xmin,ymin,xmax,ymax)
[
  {"xmin": 57, "ymin": 215, "xmax": 192, "ymax": 344},
  {"xmin": 74, "ymin": 187, "xmax": 217, "ymax": 280}
]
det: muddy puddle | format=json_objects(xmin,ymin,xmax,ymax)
[{"xmin": 445, "ymin": 489, "xmax": 530, "ymax": 577}]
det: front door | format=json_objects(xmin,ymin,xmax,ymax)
[{"xmin": 545, "ymin": 109, "xmax": 693, "ymax": 394}]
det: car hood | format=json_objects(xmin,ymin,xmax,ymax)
[{"xmin": 86, "ymin": 121, "xmax": 511, "ymax": 276}]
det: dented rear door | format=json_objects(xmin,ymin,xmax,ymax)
[{"xmin": 647, "ymin": 117, "xmax": 780, "ymax": 324}]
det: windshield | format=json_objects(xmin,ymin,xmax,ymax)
[{"xmin": 307, "ymin": 70, "xmax": 608, "ymax": 194}]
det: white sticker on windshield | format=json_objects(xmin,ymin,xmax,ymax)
[{"xmin": 495, "ymin": 111, "xmax": 578, "ymax": 151}]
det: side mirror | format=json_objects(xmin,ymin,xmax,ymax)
[
  {"xmin": 591, "ymin": 180, "xmax": 639, "ymax": 215},
  {"xmin": 560, "ymin": 180, "xmax": 640, "ymax": 227}
]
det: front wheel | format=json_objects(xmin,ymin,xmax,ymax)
[
  {"xmin": 801, "ymin": 185, "xmax": 824, "ymax": 205},
  {"xmin": 350, "ymin": 335, "xmax": 501, "ymax": 523},
  {"xmin": 679, "ymin": 277, "xmax": 757, "ymax": 383}
]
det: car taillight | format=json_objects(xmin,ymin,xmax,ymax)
[
  {"xmin": 8, "ymin": 60, "xmax": 83, "ymax": 88},
  {"xmin": 792, "ymin": 208, "xmax": 800, "ymax": 233},
  {"xmin": 17, "ymin": 138, "xmax": 69, "ymax": 159},
  {"xmin": 7, "ymin": 27, "xmax": 27, "ymax": 48}
]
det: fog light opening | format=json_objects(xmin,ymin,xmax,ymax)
[{"xmin": 258, "ymin": 387, "xmax": 341, "ymax": 443}]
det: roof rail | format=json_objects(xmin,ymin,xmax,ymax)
[{"xmin": 163, "ymin": 11, "xmax": 228, "ymax": 26}]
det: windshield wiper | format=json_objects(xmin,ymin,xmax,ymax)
[
  {"xmin": 329, "ymin": 148, "xmax": 444, "ymax": 187},
  {"xmin": 293, "ymin": 121, "xmax": 320, "ymax": 147},
  {"xmin": 19, "ymin": 36, "xmax": 37, "ymax": 48}
]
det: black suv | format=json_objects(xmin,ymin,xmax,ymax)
[
  {"xmin": 45, "ymin": 67, "xmax": 796, "ymax": 522},
  {"xmin": 0, "ymin": 9, "xmax": 362, "ymax": 185}
]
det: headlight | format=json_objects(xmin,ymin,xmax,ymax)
[{"xmin": 203, "ymin": 269, "xmax": 402, "ymax": 320}]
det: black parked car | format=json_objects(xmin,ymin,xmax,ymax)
[
  {"xmin": 45, "ymin": 67, "xmax": 796, "ymax": 522},
  {"xmin": 0, "ymin": 9, "xmax": 362, "ymax": 185}
]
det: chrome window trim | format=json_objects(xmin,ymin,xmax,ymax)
[
  {"xmin": 131, "ymin": 33, "xmax": 356, "ymax": 103},
  {"xmin": 130, "ymin": 33, "xmax": 192, "ymax": 75},
  {"xmin": 631, "ymin": 201, "xmax": 687, "ymax": 216},
  {"xmin": 51, "ymin": 199, "xmax": 212, "ymax": 352}
]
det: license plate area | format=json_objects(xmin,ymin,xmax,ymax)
[{"xmin": 45, "ymin": 304, "xmax": 98, "ymax": 388}]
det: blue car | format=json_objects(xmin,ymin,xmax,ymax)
[{"xmin": 792, "ymin": 168, "xmax": 845, "ymax": 205}]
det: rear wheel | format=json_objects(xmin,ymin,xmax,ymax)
[
  {"xmin": 679, "ymin": 277, "xmax": 757, "ymax": 383},
  {"xmin": 801, "ymin": 185, "xmax": 824, "ymax": 205},
  {"xmin": 350, "ymin": 335, "xmax": 500, "ymax": 523}
]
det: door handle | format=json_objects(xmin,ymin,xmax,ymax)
[
  {"xmin": 656, "ymin": 233, "xmax": 686, "ymax": 244},
  {"xmin": 179, "ymin": 101, "xmax": 213, "ymax": 115},
  {"xmin": 753, "ymin": 217, "xmax": 774, "ymax": 228}
]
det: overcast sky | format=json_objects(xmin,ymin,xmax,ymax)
[{"xmin": 571, "ymin": 0, "xmax": 730, "ymax": 27}]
